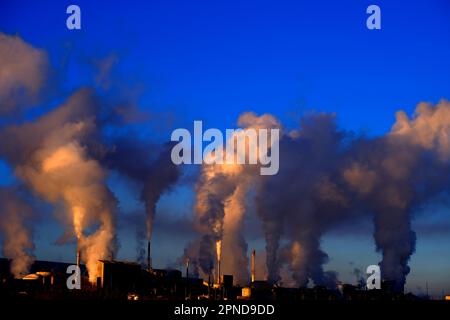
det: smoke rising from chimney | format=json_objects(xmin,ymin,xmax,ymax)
[
  {"xmin": 104, "ymin": 139, "xmax": 181, "ymax": 262},
  {"xmin": 0, "ymin": 188, "xmax": 35, "ymax": 278},
  {"xmin": 256, "ymin": 100, "xmax": 450, "ymax": 291},
  {"xmin": 1, "ymin": 33, "xmax": 450, "ymax": 291},
  {"xmin": 186, "ymin": 101, "xmax": 450, "ymax": 291},
  {"xmin": 190, "ymin": 113, "xmax": 280, "ymax": 283},
  {"xmin": 0, "ymin": 89, "xmax": 118, "ymax": 283}
]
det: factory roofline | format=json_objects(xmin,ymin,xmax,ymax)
[{"xmin": 98, "ymin": 259, "xmax": 140, "ymax": 266}]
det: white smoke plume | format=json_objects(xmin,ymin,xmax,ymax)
[
  {"xmin": 191, "ymin": 112, "xmax": 280, "ymax": 284},
  {"xmin": 1, "ymin": 32, "xmax": 449, "ymax": 293},
  {"xmin": 0, "ymin": 188, "xmax": 35, "ymax": 278},
  {"xmin": 221, "ymin": 184, "xmax": 250, "ymax": 284},
  {"xmin": 0, "ymin": 89, "xmax": 118, "ymax": 283},
  {"xmin": 0, "ymin": 33, "xmax": 180, "ymax": 280}
]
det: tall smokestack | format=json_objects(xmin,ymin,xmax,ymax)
[
  {"xmin": 216, "ymin": 240, "xmax": 221, "ymax": 285},
  {"xmin": 251, "ymin": 249, "xmax": 255, "ymax": 283},
  {"xmin": 76, "ymin": 250, "xmax": 81, "ymax": 268},
  {"xmin": 185, "ymin": 258, "xmax": 190, "ymax": 299},
  {"xmin": 217, "ymin": 259, "xmax": 221, "ymax": 285},
  {"xmin": 76, "ymin": 242, "xmax": 81, "ymax": 268},
  {"xmin": 147, "ymin": 241, "xmax": 152, "ymax": 271},
  {"xmin": 186, "ymin": 258, "xmax": 189, "ymax": 279}
]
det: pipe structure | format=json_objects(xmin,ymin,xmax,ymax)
[{"xmin": 251, "ymin": 249, "xmax": 255, "ymax": 283}]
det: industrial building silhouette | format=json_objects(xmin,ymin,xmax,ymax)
[{"xmin": 0, "ymin": 256, "xmax": 434, "ymax": 302}]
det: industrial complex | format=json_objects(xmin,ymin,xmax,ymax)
[{"xmin": 0, "ymin": 245, "xmax": 439, "ymax": 302}]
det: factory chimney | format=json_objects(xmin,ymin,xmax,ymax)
[
  {"xmin": 185, "ymin": 258, "xmax": 190, "ymax": 299},
  {"xmin": 147, "ymin": 241, "xmax": 152, "ymax": 271},
  {"xmin": 251, "ymin": 249, "xmax": 255, "ymax": 283},
  {"xmin": 76, "ymin": 243, "xmax": 81, "ymax": 268},
  {"xmin": 217, "ymin": 261, "xmax": 221, "ymax": 285},
  {"xmin": 186, "ymin": 258, "xmax": 189, "ymax": 279},
  {"xmin": 216, "ymin": 240, "xmax": 221, "ymax": 285}
]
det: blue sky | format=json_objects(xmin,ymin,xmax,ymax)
[{"xmin": 1, "ymin": 0, "xmax": 450, "ymax": 295}]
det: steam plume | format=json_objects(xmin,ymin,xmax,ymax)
[
  {"xmin": 0, "ymin": 89, "xmax": 118, "ymax": 282},
  {"xmin": 0, "ymin": 188, "xmax": 35, "ymax": 277},
  {"xmin": 105, "ymin": 139, "xmax": 180, "ymax": 259},
  {"xmin": 192, "ymin": 113, "xmax": 280, "ymax": 283},
  {"xmin": 257, "ymin": 100, "xmax": 450, "ymax": 291},
  {"xmin": 342, "ymin": 100, "xmax": 450, "ymax": 291},
  {"xmin": 0, "ymin": 33, "xmax": 48, "ymax": 116}
]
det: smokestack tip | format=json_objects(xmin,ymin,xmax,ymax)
[{"xmin": 76, "ymin": 250, "xmax": 81, "ymax": 267}]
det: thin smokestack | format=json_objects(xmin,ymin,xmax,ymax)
[
  {"xmin": 217, "ymin": 260, "xmax": 221, "ymax": 285},
  {"xmin": 251, "ymin": 249, "xmax": 255, "ymax": 283},
  {"xmin": 147, "ymin": 240, "xmax": 152, "ymax": 271},
  {"xmin": 216, "ymin": 240, "xmax": 221, "ymax": 285},
  {"xmin": 186, "ymin": 258, "xmax": 190, "ymax": 278},
  {"xmin": 185, "ymin": 258, "xmax": 190, "ymax": 299},
  {"xmin": 76, "ymin": 248, "xmax": 81, "ymax": 268},
  {"xmin": 217, "ymin": 257, "xmax": 221, "ymax": 285}
]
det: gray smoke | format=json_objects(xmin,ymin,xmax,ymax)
[
  {"xmin": 0, "ymin": 33, "xmax": 48, "ymax": 116},
  {"xmin": 0, "ymin": 33, "xmax": 182, "ymax": 275},
  {"xmin": 104, "ymin": 138, "xmax": 181, "ymax": 257},
  {"xmin": 257, "ymin": 100, "xmax": 450, "ymax": 291},
  {"xmin": 191, "ymin": 113, "xmax": 280, "ymax": 281},
  {"xmin": 257, "ymin": 114, "xmax": 349, "ymax": 287},
  {"xmin": 194, "ymin": 171, "xmax": 236, "ymax": 274}
]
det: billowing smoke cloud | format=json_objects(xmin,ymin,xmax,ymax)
[
  {"xmin": 256, "ymin": 114, "xmax": 348, "ymax": 287},
  {"xmin": 191, "ymin": 113, "xmax": 280, "ymax": 284},
  {"xmin": 194, "ymin": 164, "xmax": 237, "ymax": 275},
  {"xmin": 257, "ymin": 100, "xmax": 450, "ymax": 291},
  {"xmin": 0, "ymin": 89, "xmax": 118, "ymax": 282},
  {"xmin": 350, "ymin": 266, "xmax": 366, "ymax": 288},
  {"xmin": 104, "ymin": 139, "xmax": 180, "ymax": 258},
  {"xmin": 141, "ymin": 145, "xmax": 180, "ymax": 240},
  {"xmin": 221, "ymin": 184, "xmax": 250, "ymax": 284},
  {"xmin": 182, "ymin": 112, "xmax": 353, "ymax": 289},
  {"xmin": 341, "ymin": 100, "xmax": 450, "ymax": 291},
  {"xmin": 0, "ymin": 33, "xmax": 181, "ymax": 279},
  {"xmin": 0, "ymin": 33, "xmax": 48, "ymax": 116},
  {"xmin": 179, "ymin": 239, "xmax": 201, "ymax": 278},
  {"xmin": 1, "ymin": 32, "xmax": 449, "ymax": 293},
  {"xmin": 0, "ymin": 188, "xmax": 35, "ymax": 277}
]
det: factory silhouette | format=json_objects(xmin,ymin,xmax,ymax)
[{"xmin": 0, "ymin": 245, "xmax": 430, "ymax": 302}]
